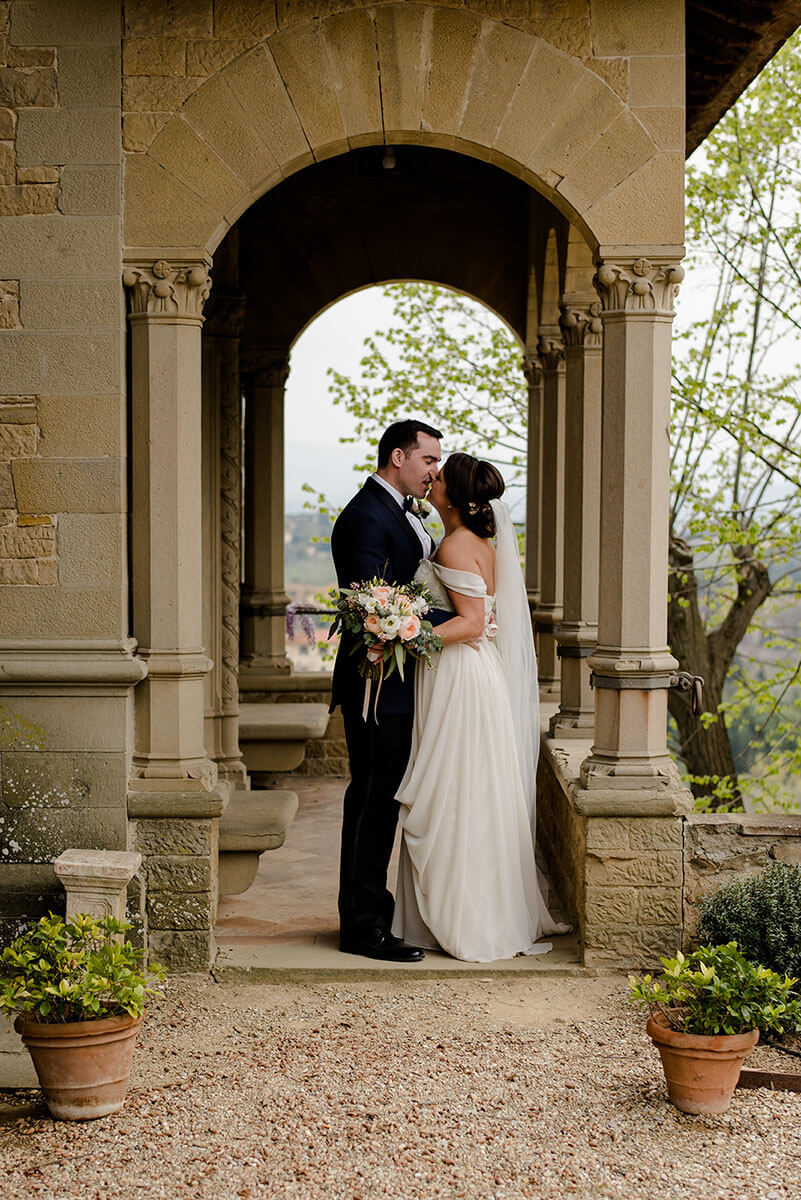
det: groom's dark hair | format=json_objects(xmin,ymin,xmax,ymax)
[{"xmin": 377, "ymin": 419, "xmax": 442, "ymax": 468}]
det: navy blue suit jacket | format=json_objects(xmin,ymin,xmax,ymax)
[{"xmin": 330, "ymin": 477, "xmax": 446, "ymax": 717}]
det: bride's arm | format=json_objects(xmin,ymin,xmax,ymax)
[{"xmin": 431, "ymin": 541, "xmax": 485, "ymax": 647}]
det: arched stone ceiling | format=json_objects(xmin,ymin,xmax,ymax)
[
  {"xmin": 123, "ymin": 3, "xmax": 682, "ymax": 255},
  {"xmin": 231, "ymin": 146, "xmax": 535, "ymax": 350}
]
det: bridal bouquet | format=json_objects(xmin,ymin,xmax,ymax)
[{"xmin": 329, "ymin": 576, "xmax": 442, "ymax": 718}]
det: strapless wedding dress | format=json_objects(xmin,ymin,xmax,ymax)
[{"xmin": 392, "ymin": 559, "xmax": 568, "ymax": 962}]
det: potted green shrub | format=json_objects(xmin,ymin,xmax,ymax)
[
  {"xmin": 629, "ymin": 941, "xmax": 801, "ymax": 1114},
  {"xmin": 0, "ymin": 912, "xmax": 164, "ymax": 1121}
]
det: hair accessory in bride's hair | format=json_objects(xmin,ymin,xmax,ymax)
[{"xmin": 467, "ymin": 501, "xmax": 480, "ymax": 515}]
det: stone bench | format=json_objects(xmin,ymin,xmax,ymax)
[
  {"xmin": 218, "ymin": 789, "xmax": 299, "ymax": 896},
  {"xmin": 238, "ymin": 702, "xmax": 330, "ymax": 772}
]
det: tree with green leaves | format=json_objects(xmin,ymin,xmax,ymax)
[{"xmin": 313, "ymin": 34, "xmax": 801, "ymax": 812}]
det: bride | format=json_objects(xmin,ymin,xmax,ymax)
[{"xmin": 392, "ymin": 452, "xmax": 569, "ymax": 962}]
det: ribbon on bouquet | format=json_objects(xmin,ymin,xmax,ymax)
[{"xmin": 362, "ymin": 659, "xmax": 386, "ymax": 724}]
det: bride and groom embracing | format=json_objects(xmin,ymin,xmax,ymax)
[{"xmin": 330, "ymin": 419, "xmax": 568, "ymax": 963}]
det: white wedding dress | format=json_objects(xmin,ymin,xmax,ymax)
[{"xmin": 392, "ymin": 505, "xmax": 569, "ymax": 962}]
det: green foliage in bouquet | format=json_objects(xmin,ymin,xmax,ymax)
[
  {"xmin": 0, "ymin": 912, "xmax": 165, "ymax": 1023},
  {"xmin": 697, "ymin": 862, "xmax": 801, "ymax": 980},
  {"xmin": 628, "ymin": 942, "xmax": 801, "ymax": 1036},
  {"xmin": 328, "ymin": 575, "xmax": 443, "ymax": 681}
]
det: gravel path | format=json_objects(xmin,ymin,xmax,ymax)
[{"xmin": 2, "ymin": 975, "xmax": 800, "ymax": 1200}]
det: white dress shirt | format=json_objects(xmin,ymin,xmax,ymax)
[{"xmin": 371, "ymin": 473, "xmax": 433, "ymax": 558}]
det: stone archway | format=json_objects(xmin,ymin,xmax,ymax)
[{"xmin": 121, "ymin": 3, "xmax": 688, "ymax": 970}]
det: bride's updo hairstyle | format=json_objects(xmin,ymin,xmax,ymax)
[{"xmin": 442, "ymin": 453, "xmax": 505, "ymax": 538}]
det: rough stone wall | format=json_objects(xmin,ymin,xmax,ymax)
[
  {"xmin": 683, "ymin": 814, "xmax": 801, "ymax": 945},
  {"xmin": 0, "ymin": 397, "xmax": 57, "ymax": 584}
]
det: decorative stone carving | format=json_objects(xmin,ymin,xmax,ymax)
[
  {"xmin": 593, "ymin": 258, "xmax": 685, "ymax": 315},
  {"xmin": 219, "ymin": 363, "xmax": 241, "ymax": 709},
  {"xmin": 241, "ymin": 354, "xmax": 290, "ymax": 391},
  {"xmin": 537, "ymin": 331, "xmax": 565, "ymax": 372},
  {"xmin": 0, "ymin": 281, "xmax": 21, "ymax": 329},
  {"xmin": 523, "ymin": 352, "xmax": 542, "ymax": 388},
  {"xmin": 559, "ymin": 301, "xmax": 603, "ymax": 349},
  {"xmin": 123, "ymin": 259, "xmax": 212, "ymax": 319}
]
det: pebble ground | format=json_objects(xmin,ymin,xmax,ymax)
[{"xmin": 2, "ymin": 975, "xmax": 800, "ymax": 1200}]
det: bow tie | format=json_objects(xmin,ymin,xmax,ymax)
[{"xmin": 403, "ymin": 497, "xmax": 415, "ymax": 513}]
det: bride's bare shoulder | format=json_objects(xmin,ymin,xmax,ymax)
[{"xmin": 435, "ymin": 530, "xmax": 483, "ymax": 571}]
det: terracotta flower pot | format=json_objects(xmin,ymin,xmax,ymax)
[
  {"xmin": 646, "ymin": 1012, "xmax": 758, "ymax": 1114},
  {"xmin": 15, "ymin": 1012, "xmax": 143, "ymax": 1121}
]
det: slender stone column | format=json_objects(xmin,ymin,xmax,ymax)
[
  {"xmin": 580, "ymin": 256, "xmax": 685, "ymax": 789},
  {"xmin": 239, "ymin": 352, "xmax": 292, "ymax": 688},
  {"xmin": 531, "ymin": 329, "xmax": 565, "ymax": 692},
  {"xmin": 550, "ymin": 297, "xmax": 602, "ymax": 737},
  {"xmin": 202, "ymin": 297, "xmax": 247, "ymax": 784},
  {"xmin": 523, "ymin": 352, "xmax": 543, "ymax": 615},
  {"xmin": 124, "ymin": 257, "xmax": 218, "ymax": 791}
]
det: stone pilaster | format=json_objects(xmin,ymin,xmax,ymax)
[
  {"xmin": 523, "ymin": 352, "xmax": 542, "ymax": 615},
  {"xmin": 531, "ymin": 330, "xmax": 565, "ymax": 692},
  {"xmin": 240, "ymin": 351, "xmax": 292, "ymax": 688},
  {"xmin": 550, "ymin": 297, "xmax": 602, "ymax": 738},
  {"xmin": 124, "ymin": 254, "xmax": 224, "ymax": 972},
  {"xmin": 580, "ymin": 255, "xmax": 685, "ymax": 790},
  {"xmin": 202, "ymin": 296, "xmax": 247, "ymax": 785}
]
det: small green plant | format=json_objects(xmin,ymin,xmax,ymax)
[
  {"xmin": 628, "ymin": 942, "xmax": 801, "ymax": 1036},
  {"xmin": 697, "ymin": 862, "xmax": 801, "ymax": 980},
  {"xmin": 0, "ymin": 913, "xmax": 164, "ymax": 1023}
]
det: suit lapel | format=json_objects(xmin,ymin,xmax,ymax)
[{"xmin": 363, "ymin": 476, "xmax": 424, "ymax": 562}]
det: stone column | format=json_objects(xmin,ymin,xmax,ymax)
[
  {"xmin": 549, "ymin": 297, "xmax": 602, "ymax": 737},
  {"xmin": 202, "ymin": 298, "xmax": 248, "ymax": 785},
  {"xmin": 580, "ymin": 256, "xmax": 685, "ymax": 789},
  {"xmin": 523, "ymin": 352, "xmax": 543, "ymax": 615},
  {"xmin": 531, "ymin": 329, "xmax": 565, "ymax": 692},
  {"xmin": 124, "ymin": 256, "xmax": 226, "ymax": 972},
  {"xmin": 239, "ymin": 353, "xmax": 292, "ymax": 689}
]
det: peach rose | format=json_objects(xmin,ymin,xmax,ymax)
[
  {"xmin": 364, "ymin": 613, "xmax": 382, "ymax": 635},
  {"xmin": 371, "ymin": 586, "xmax": 393, "ymax": 605},
  {"xmin": 399, "ymin": 614, "xmax": 421, "ymax": 641}
]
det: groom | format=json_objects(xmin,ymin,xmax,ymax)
[{"xmin": 330, "ymin": 419, "xmax": 443, "ymax": 961}]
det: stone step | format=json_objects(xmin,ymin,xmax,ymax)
[
  {"xmin": 238, "ymin": 702, "xmax": 330, "ymax": 772},
  {"xmin": 218, "ymin": 789, "xmax": 299, "ymax": 897}
]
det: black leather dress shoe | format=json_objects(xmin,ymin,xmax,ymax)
[{"xmin": 339, "ymin": 928, "xmax": 425, "ymax": 962}]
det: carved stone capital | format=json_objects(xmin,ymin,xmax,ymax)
[
  {"xmin": 593, "ymin": 257, "xmax": 685, "ymax": 316},
  {"xmin": 123, "ymin": 259, "xmax": 212, "ymax": 320},
  {"xmin": 559, "ymin": 300, "xmax": 603, "ymax": 349},
  {"xmin": 537, "ymin": 331, "xmax": 565, "ymax": 373},
  {"xmin": 241, "ymin": 353, "xmax": 290, "ymax": 391},
  {"xmin": 203, "ymin": 294, "xmax": 246, "ymax": 339},
  {"xmin": 523, "ymin": 351, "xmax": 542, "ymax": 388}
]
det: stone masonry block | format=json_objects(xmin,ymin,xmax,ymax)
[
  {"xmin": 773, "ymin": 844, "xmax": 801, "ymax": 866},
  {"xmin": 182, "ymin": 73, "xmax": 275, "ymax": 189},
  {"xmin": 122, "ymin": 113, "xmax": 169, "ymax": 153},
  {"xmin": 0, "ymin": 806, "xmax": 127, "ymax": 863},
  {"xmin": 582, "ymin": 150, "xmax": 685, "ymax": 247},
  {"xmin": 459, "ymin": 20, "xmax": 534, "ymax": 149},
  {"xmin": 0, "ymin": 215, "xmax": 120, "ymax": 280},
  {"xmin": 590, "ymin": 0, "xmax": 684, "ymax": 56},
  {"xmin": 135, "ymin": 819, "xmax": 212, "ymax": 857},
  {"xmin": 0, "ymin": 558, "xmax": 36, "ymax": 583},
  {"xmin": 635, "ymin": 107, "xmax": 684, "ymax": 153},
  {"xmin": 586, "ymin": 850, "xmax": 682, "ymax": 888},
  {"xmin": 223, "ymin": 44, "xmax": 310, "ymax": 168},
  {"xmin": 147, "ymin": 929, "xmax": 212, "ymax": 973},
  {"xmin": 56, "ymin": 513, "xmax": 123, "ymax": 586},
  {"xmin": 0, "ymin": 108, "xmax": 15, "ymax": 139},
  {"xmin": 0, "ymin": 462, "xmax": 15, "ymax": 504},
  {"xmin": 6, "ymin": 46, "xmax": 56, "ymax": 68},
  {"xmin": 584, "ymin": 885, "xmax": 638, "ymax": 926},
  {"xmin": 148, "ymin": 117, "xmax": 243, "ymax": 215},
  {"xmin": 558, "ymin": 109, "xmax": 656, "ymax": 215},
  {"xmin": 11, "ymin": 0, "xmax": 119, "ymax": 43},
  {"xmin": 16, "ymin": 109, "xmax": 119, "ymax": 167},
  {"xmin": 584, "ymin": 817, "xmax": 631, "ymax": 853},
  {"xmin": 629, "ymin": 817, "xmax": 683, "ymax": 852},
  {"xmin": 0, "ymin": 399, "xmax": 36, "ymax": 423},
  {"xmin": 16, "ymin": 166, "xmax": 59, "ymax": 184},
  {"xmin": 424, "ymin": 7, "xmax": 482, "ymax": 136},
  {"xmin": 638, "ymin": 887, "xmax": 683, "ymax": 927},
  {"xmin": 321, "ymin": 9, "xmax": 382, "ymax": 140},
  {"xmin": 629, "ymin": 55, "xmax": 684, "ymax": 108},
  {"xmin": 122, "ymin": 74, "xmax": 204, "ymax": 113},
  {"xmin": 185, "ymin": 38, "xmax": 254, "ymax": 77},
  {"xmin": 58, "ymin": 43, "xmax": 122, "ymax": 108},
  {"xmin": 268, "ymin": 22, "xmax": 346, "ymax": 151},
  {"xmin": 147, "ymin": 890, "xmax": 213, "ymax": 931},
  {"xmin": 58, "ymin": 166, "xmax": 121, "ymax": 216},
  {"xmin": 214, "ymin": 0, "xmax": 277, "ymax": 39},
  {"xmin": 123, "ymin": 154, "xmax": 222, "ymax": 260},
  {"xmin": 0, "ymin": 66, "xmax": 56, "ymax": 108},
  {"xmin": 0, "ymin": 279, "xmax": 20, "ymax": 328},
  {"xmin": 124, "ymin": 0, "xmax": 212, "ymax": 39},
  {"xmin": 0, "ymin": 183, "xmax": 59, "ymax": 215},
  {"xmin": 24, "ymin": 280, "xmax": 122, "ymax": 331},
  {"xmin": 123, "ymin": 37, "xmax": 187, "ymax": 77},
  {"xmin": 0, "ymin": 750, "xmax": 127, "ymax": 809},
  {"xmin": 37, "ymin": 394, "xmax": 123, "ymax": 457},
  {"xmin": 12, "ymin": 458, "xmax": 123, "ymax": 514},
  {"xmin": 0, "ymin": 523, "xmax": 54, "ymax": 557},
  {"xmin": 0, "ymin": 140, "xmax": 14, "ymax": 186},
  {"xmin": 0, "ymin": 423, "xmax": 37, "ymax": 460},
  {"xmin": 0, "ymin": 584, "xmax": 122, "ymax": 641},
  {"xmin": 374, "ymin": 4, "xmax": 427, "ymax": 134},
  {"xmin": 147, "ymin": 856, "xmax": 212, "ymax": 893}
]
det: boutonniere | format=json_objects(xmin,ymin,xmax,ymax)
[{"xmin": 409, "ymin": 498, "xmax": 432, "ymax": 520}]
